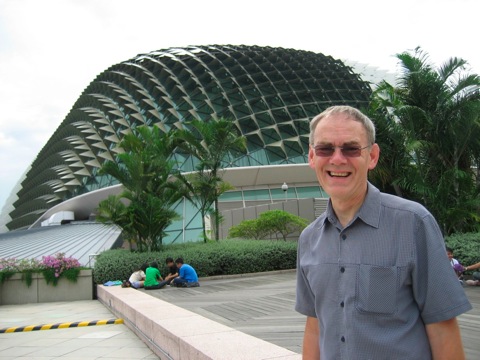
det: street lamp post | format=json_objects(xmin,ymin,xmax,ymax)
[{"xmin": 281, "ymin": 182, "xmax": 288, "ymax": 201}]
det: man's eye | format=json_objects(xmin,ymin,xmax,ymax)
[
  {"xmin": 315, "ymin": 147, "xmax": 334, "ymax": 155},
  {"xmin": 343, "ymin": 147, "xmax": 360, "ymax": 153}
]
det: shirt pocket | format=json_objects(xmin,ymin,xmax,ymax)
[{"xmin": 355, "ymin": 264, "xmax": 398, "ymax": 315}]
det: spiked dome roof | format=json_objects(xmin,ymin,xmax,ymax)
[{"xmin": 7, "ymin": 45, "xmax": 372, "ymax": 230}]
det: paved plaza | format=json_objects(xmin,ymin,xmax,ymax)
[
  {"xmin": 0, "ymin": 270, "xmax": 479, "ymax": 359},
  {"xmin": 143, "ymin": 270, "xmax": 480, "ymax": 359}
]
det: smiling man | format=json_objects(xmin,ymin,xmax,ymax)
[{"xmin": 295, "ymin": 106, "xmax": 472, "ymax": 360}]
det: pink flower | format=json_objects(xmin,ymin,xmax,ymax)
[{"xmin": 1, "ymin": 253, "xmax": 80, "ymax": 280}]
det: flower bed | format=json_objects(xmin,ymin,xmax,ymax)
[{"xmin": 0, "ymin": 253, "xmax": 93, "ymax": 305}]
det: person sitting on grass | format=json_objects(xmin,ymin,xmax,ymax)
[
  {"xmin": 123, "ymin": 263, "xmax": 148, "ymax": 289},
  {"xmin": 172, "ymin": 258, "xmax": 199, "ymax": 288},
  {"xmin": 144, "ymin": 261, "xmax": 168, "ymax": 290}
]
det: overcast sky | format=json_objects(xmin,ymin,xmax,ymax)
[{"xmin": 0, "ymin": 0, "xmax": 479, "ymax": 213}]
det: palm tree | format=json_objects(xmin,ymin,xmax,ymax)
[
  {"xmin": 367, "ymin": 86, "xmax": 412, "ymax": 198},
  {"xmin": 96, "ymin": 194, "xmax": 135, "ymax": 248},
  {"xmin": 181, "ymin": 170, "xmax": 234, "ymax": 242},
  {"xmin": 370, "ymin": 47, "xmax": 480, "ymax": 234},
  {"xmin": 97, "ymin": 126, "xmax": 186, "ymax": 251},
  {"xmin": 174, "ymin": 118, "xmax": 247, "ymax": 241}
]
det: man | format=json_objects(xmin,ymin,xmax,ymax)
[
  {"xmin": 464, "ymin": 260, "xmax": 480, "ymax": 272},
  {"xmin": 463, "ymin": 260, "xmax": 480, "ymax": 286},
  {"xmin": 295, "ymin": 105, "xmax": 472, "ymax": 359},
  {"xmin": 143, "ymin": 261, "xmax": 167, "ymax": 290},
  {"xmin": 164, "ymin": 257, "xmax": 179, "ymax": 284},
  {"xmin": 172, "ymin": 258, "xmax": 199, "ymax": 287},
  {"xmin": 123, "ymin": 262, "xmax": 148, "ymax": 289}
]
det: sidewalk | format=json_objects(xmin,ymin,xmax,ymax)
[{"xmin": 0, "ymin": 300, "xmax": 158, "ymax": 359}]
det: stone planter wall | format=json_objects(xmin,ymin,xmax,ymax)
[
  {"xmin": 97, "ymin": 285, "xmax": 301, "ymax": 360},
  {"xmin": 0, "ymin": 269, "xmax": 93, "ymax": 305}
]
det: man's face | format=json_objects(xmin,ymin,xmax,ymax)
[
  {"xmin": 308, "ymin": 113, "xmax": 379, "ymax": 204},
  {"xmin": 167, "ymin": 261, "xmax": 174, "ymax": 268}
]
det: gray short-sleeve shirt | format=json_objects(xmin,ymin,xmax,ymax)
[{"xmin": 295, "ymin": 183, "xmax": 472, "ymax": 360}]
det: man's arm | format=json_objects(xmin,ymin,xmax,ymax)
[
  {"xmin": 303, "ymin": 316, "xmax": 320, "ymax": 359},
  {"xmin": 156, "ymin": 269, "xmax": 163, "ymax": 281},
  {"xmin": 165, "ymin": 272, "xmax": 178, "ymax": 281},
  {"xmin": 464, "ymin": 261, "xmax": 480, "ymax": 271},
  {"xmin": 426, "ymin": 318, "xmax": 465, "ymax": 360}
]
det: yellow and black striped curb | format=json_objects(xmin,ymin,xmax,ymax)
[{"xmin": 0, "ymin": 318, "xmax": 124, "ymax": 333}]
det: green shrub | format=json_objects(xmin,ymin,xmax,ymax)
[
  {"xmin": 43, "ymin": 268, "xmax": 81, "ymax": 286},
  {"xmin": 228, "ymin": 210, "xmax": 309, "ymax": 241},
  {"xmin": 91, "ymin": 251, "xmax": 142, "ymax": 285},
  {"xmin": 228, "ymin": 219, "xmax": 267, "ymax": 240},
  {"xmin": 257, "ymin": 210, "xmax": 309, "ymax": 241},
  {"xmin": 93, "ymin": 239, "xmax": 297, "ymax": 284},
  {"xmin": 445, "ymin": 232, "xmax": 480, "ymax": 270}
]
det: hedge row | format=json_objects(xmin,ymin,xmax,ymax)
[
  {"xmin": 93, "ymin": 239, "xmax": 297, "ymax": 284},
  {"xmin": 93, "ymin": 232, "xmax": 480, "ymax": 284}
]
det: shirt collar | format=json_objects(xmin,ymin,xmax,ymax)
[{"xmin": 325, "ymin": 182, "xmax": 381, "ymax": 229}]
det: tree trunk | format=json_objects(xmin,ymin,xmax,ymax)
[
  {"xmin": 214, "ymin": 199, "xmax": 220, "ymax": 241},
  {"xmin": 201, "ymin": 210, "xmax": 207, "ymax": 243}
]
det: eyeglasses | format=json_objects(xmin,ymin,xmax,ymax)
[{"xmin": 313, "ymin": 144, "xmax": 371, "ymax": 157}]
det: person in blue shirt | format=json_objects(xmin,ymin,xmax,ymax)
[
  {"xmin": 296, "ymin": 105, "xmax": 471, "ymax": 359},
  {"xmin": 172, "ymin": 258, "xmax": 199, "ymax": 287}
]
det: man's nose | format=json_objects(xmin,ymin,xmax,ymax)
[{"xmin": 329, "ymin": 147, "xmax": 347, "ymax": 163}]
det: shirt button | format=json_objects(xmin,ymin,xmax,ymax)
[
  {"xmin": 341, "ymin": 336, "xmax": 345, "ymax": 342},
  {"xmin": 341, "ymin": 234, "xmax": 347, "ymax": 240},
  {"xmin": 340, "ymin": 301, "xmax": 344, "ymax": 307},
  {"xmin": 340, "ymin": 267, "xmax": 345, "ymax": 273}
]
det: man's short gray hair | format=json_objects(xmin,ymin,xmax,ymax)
[{"xmin": 309, "ymin": 105, "xmax": 376, "ymax": 145}]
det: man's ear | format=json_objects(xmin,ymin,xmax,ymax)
[
  {"xmin": 368, "ymin": 143, "xmax": 380, "ymax": 170},
  {"xmin": 308, "ymin": 145, "xmax": 315, "ymax": 169}
]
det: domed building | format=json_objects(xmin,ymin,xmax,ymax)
[{"xmin": 1, "ymin": 45, "xmax": 374, "ymax": 250}]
